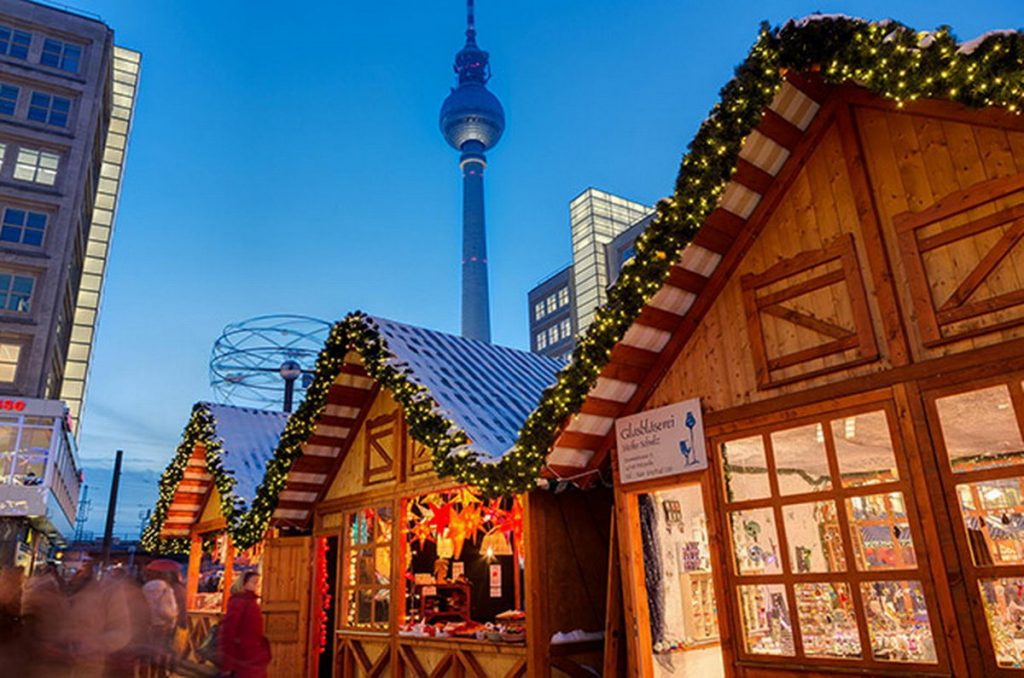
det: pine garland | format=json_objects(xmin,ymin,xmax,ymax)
[{"xmin": 141, "ymin": 403, "xmax": 242, "ymax": 554}]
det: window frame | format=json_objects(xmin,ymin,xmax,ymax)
[
  {"xmin": 0, "ymin": 26, "xmax": 31, "ymax": 60},
  {"xmin": 1, "ymin": 207, "xmax": 47, "ymax": 247},
  {"xmin": 711, "ymin": 397, "xmax": 949, "ymax": 671},
  {"xmin": 13, "ymin": 147, "xmax": 59, "ymax": 186},
  {"xmin": 0, "ymin": 271, "xmax": 34, "ymax": 313},
  {"xmin": 338, "ymin": 503, "xmax": 395, "ymax": 631},
  {"xmin": 0, "ymin": 341, "xmax": 22, "ymax": 383},
  {"xmin": 27, "ymin": 91, "xmax": 70, "ymax": 128},
  {"xmin": 0, "ymin": 83, "xmax": 18, "ymax": 116},
  {"xmin": 40, "ymin": 37, "xmax": 81, "ymax": 73},
  {"xmin": 923, "ymin": 370, "xmax": 1024, "ymax": 674}
]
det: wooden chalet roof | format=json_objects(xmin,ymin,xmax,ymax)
[
  {"xmin": 501, "ymin": 17, "xmax": 1024, "ymax": 488},
  {"xmin": 142, "ymin": 402, "xmax": 289, "ymax": 551},
  {"xmin": 239, "ymin": 313, "xmax": 562, "ymax": 539}
]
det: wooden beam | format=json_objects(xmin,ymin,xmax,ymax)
[
  {"xmin": 318, "ymin": 414, "xmax": 359, "ymax": 429},
  {"xmin": 665, "ymin": 266, "xmax": 709, "ymax": 294},
  {"xmin": 704, "ymin": 208, "xmax": 746, "ymax": 236},
  {"xmin": 337, "ymin": 363, "xmax": 368, "ymax": 377},
  {"xmin": 633, "ymin": 305, "xmax": 681, "ymax": 333},
  {"xmin": 580, "ymin": 396, "xmax": 627, "ymax": 418},
  {"xmin": 598, "ymin": 361, "xmax": 647, "ymax": 385},
  {"xmin": 557, "ymin": 430, "xmax": 608, "ymax": 451},
  {"xmin": 757, "ymin": 108, "xmax": 803, "ymax": 150},
  {"xmin": 608, "ymin": 344, "xmax": 659, "ymax": 370},
  {"xmin": 327, "ymin": 385, "xmax": 373, "ymax": 407},
  {"xmin": 733, "ymin": 157, "xmax": 775, "ymax": 194},
  {"xmin": 691, "ymin": 224, "xmax": 734, "ymax": 255}
]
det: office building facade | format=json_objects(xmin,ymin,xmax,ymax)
[
  {"xmin": 0, "ymin": 0, "xmax": 139, "ymax": 567},
  {"xmin": 528, "ymin": 189, "xmax": 653, "ymax": 360}
]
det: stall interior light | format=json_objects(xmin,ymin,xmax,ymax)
[{"xmin": 845, "ymin": 418, "xmax": 856, "ymax": 440}]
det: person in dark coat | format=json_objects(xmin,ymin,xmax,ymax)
[{"xmin": 219, "ymin": 571, "xmax": 271, "ymax": 678}]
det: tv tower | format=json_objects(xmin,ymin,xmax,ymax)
[{"xmin": 440, "ymin": 0, "xmax": 505, "ymax": 343}]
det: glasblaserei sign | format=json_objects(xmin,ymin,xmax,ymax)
[{"xmin": 615, "ymin": 398, "xmax": 706, "ymax": 483}]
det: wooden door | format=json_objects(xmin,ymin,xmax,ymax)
[{"xmin": 262, "ymin": 535, "xmax": 313, "ymax": 677}]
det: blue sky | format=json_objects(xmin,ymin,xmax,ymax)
[{"xmin": 70, "ymin": 0, "xmax": 1023, "ymax": 538}]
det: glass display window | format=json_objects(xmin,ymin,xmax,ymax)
[
  {"xmin": 794, "ymin": 582, "xmax": 861, "ymax": 659},
  {"xmin": 978, "ymin": 577, "xmax": 1024, "ymax": 668},
  {"xmin": 782, "ymin": 501, "xmax": 846, "ymax": 573},
  {"xmin": 729, "ymin": 507, "xmax": 782, "ymax": 575},
  {"xmin": 860, "ymin": 580, "xmax": 937, "ymax": 663},
  {"xmin": 716, "ymin": 400, "xmax": 940, "ymax": 669},
  {"xmin": 956, "ymin": 477, "xmax": 1024, "ymax": 566},
  {"xmin": 771, "ymin": 423, "xmax": 831, "ymax": 496},
  {"xmin": 846, "ymin": 492, "xmax": 917, "ymax": 571},
  {"xmin": 340, "ymin": 505, "xmax": 393, "ymax": 630},
  {"xmin": 935, "ymin": 384, "xmax": 1024, "ymax": 473},
  {"xmin": 737, "ymin": 583, "xmax": 794, "ymax": 656},
  {"xmin": 928, "ymin": 375, "xmax": 1024, "ymax": 670},
  {"xmin": 831, "ymin": 410, "xmax": 899, "ymax": 487},
  {"xmin": 194, "ymin": 531, "xmax": 228, "ymax": 611},
  {"xmin": 721, "ymin": 435, "xmax": 771, "ymax": 502}
]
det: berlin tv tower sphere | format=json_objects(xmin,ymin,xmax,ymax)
[{"xmin": 439, "ymin": 11, "xmax": 504, "ymax": 152}]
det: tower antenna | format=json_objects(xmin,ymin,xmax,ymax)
[{"xmin": 466, "ymin": 0, "xmax": 475, "ymax": 40}]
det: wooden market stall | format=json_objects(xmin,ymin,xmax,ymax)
[
  {"xmin": 141, "ymin": 401, "xmax": 290, "ymax": 662},
  {"xmin": 512, "ymin": 16, "xmax": 1024, "ymax": 678},
  {"xmin": 239, "ymin": 313, "xmax": 612, "ymax": 678}
]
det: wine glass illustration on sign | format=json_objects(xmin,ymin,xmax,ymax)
[{"xmin": 679, "ymin": 410, "xmax": 699, "ymax": 466}]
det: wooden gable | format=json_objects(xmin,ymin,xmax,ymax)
[{"xmin": 545, "ymin": 77, "xmax": 1024, "ymax": 478}]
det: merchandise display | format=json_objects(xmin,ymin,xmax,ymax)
[
  {"xmin": 794, "ymin": 582, "xmax": 861, "ymax": 659},
  {"xmin": 641, "ymin": 485, "xmax": 720, "ymax": 655},
  {"xmin": 860, "ymin": 580, "xmax": 937, "ymax": 663},
  {"xmin": 738, "ymin": 584, "xmax": 794, "ymax": 656},
  {"xmin": 402, "ymin": 489, "xmax": 524, "ymax": 636},
  {"xmin": 193, "ymin": 530, "xmax": 228, "ymax": 612},
  {"xmin": 979, "ymin": 577, "xmax": 1024, "ymax": 668}
]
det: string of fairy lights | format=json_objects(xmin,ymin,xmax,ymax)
[
  {"xmin": 145, "ymin": 17, "xmax": 1024, "ymax": 554},
  {"xmin": 141, "ymin": 404, "xmax": 242, "ymax": 554}
]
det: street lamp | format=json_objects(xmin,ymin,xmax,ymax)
[{"xmin": 279, "ymin": 359, "xmax": 302, "ymax": 413}]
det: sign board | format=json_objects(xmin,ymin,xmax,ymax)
[
  {"xmin": 615, "ymin": 398, "xmax": 706, "ymax": 484},
  {"xmin": 489, "ymin": 564, "xmax": 502, "ymax": 597}
]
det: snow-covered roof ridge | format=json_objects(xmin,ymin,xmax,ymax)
[
  {"xmin": 365, "ymin": 315, "xmax": 563, "ymax": 462},
  {"xmin": 199, "ymin": 401, "xmax": 289, "ymax": 507},
  {"xmin": 958, "ymin": 29, "xmax": 1019, "ymax": 54}
]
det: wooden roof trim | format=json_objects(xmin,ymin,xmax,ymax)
[{"xmin": 544, "ymin": 84, "xmax": 841, "ymax": 479}]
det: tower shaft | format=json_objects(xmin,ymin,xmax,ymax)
[{"xmin": 461, "ymin": 144, "xmax": 490, "ymax": 342}]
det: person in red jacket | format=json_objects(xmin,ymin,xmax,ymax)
[{"xmin": 219, "ymin": 571, "xmax": 271, "ymax": 678}]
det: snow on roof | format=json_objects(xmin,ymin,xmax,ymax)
[
  {"xmin": 367, "ymin": 315, "xmax": 563, "ymax": 462},
  {"xmin": 201, "ymin": 402, "xmax": 290, "ymax": 506},
  {"xmin": 957, "ymin": 29, "xmax": 1019, "ymax": 54}
]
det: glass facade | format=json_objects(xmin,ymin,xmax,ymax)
[
  {"xmin": 60, "ymin": 46, "xmax": 141, "ymax": 428},
  {"xmin": 0, "ymin": 402, "xmax": 81, "ymax": 530},
  {"xmin": 569, "ymin": 188, "xmax": 652, "ymax": 330}
]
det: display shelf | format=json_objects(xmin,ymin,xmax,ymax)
[
  {"xmin": 679, "ymin": 570, "xmax": 719, "ymax": 646},
  {"xmin": 416, "ymin": 582, "xmax": 471, "ymax": 624}
]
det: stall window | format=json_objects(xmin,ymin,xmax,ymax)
[
  {"xmin": 930, "ymin": 377, "xmax": 1024, "ymax": 669},
  {"xmin": 194, "ymin": 531, "xmax": 229, "ymax": 612},
  {"xmin": 718, "ymin": 404, "xmax": 939, "ymax": 667},
  {"xmin": 340, "ymin": 505, "xmax": 393, "ymax": 630},
  {"xmin": 401, "ymin": 489, "xmax": 525, "ymax": 639}
]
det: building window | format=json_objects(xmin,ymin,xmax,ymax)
[
  {"xmin": 546, "ymin": 293, "xmax": 558, "ymax": 314},
  {"xmin": 341, "ymin": 505, "xmax": 393, "ymax": 630},
  {"xmin": 27, "ymin": 92, "xmax": 70, "ymax": 128},
  {"xmin": 534, "ymin": 301, "xmax": 545, "ymax": 321},
  {"xmin": 560, "ymin": 319, "xmax": 571, "ymax": 340},
  {"xmin": 40, "ymin": 38, "xmax": 81, "ymax": 73},
  {"xmin": 0, "ymin": 273, "xmax": 33, "ymax": 312},
  {"xmin": 548, "ymin": 326, "xmax": 558, "ymax": 344},
  {"xmin": 13, "ymin": 148, "xmax": 59, "ymax": 185},
  {"xmin": 0, "ymin": 84, "xmax": 18, "ymax": 116},
  {"xmin": 719, "ymin": 404, "xmax": 939, "ymax": 665},
  {"xmin": 1, "ymin": 208, "xmax": 46, "ymax": 246},
  {"xmin": 536, "ymin": 332, "xmax": 547, "ymax": 350},
  {"xmin": 558, "ymin": 287, "xmax": 570, "ymax": 307},
  {"xmin": 0, "ymin": 343, "xmax": 20, "ymax": 382},
  {"xmin": 0, "ymin": 26, "xmax": 30, "ymax": 60}
]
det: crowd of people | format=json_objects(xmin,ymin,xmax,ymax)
[{"xmin": 0, "ymin": 560, "xmax": 186, "ymax": 677}]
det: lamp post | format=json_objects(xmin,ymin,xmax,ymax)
[{"xmin": 280, "ymin": 359, "xmax": 302, "ymax": 413}]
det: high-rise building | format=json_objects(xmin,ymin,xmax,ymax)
[
  {"xmin": 528, "ymin": 189, "xmax": 654, "ymax": 360},
  {"xmin": 0, "ymin": 0, "xmax": 139, "ymax": 567},
  {"xmin": 570, "ymin": 188, "xmax": 652, "ymax": 330},
  {"xmin": 440, "ymin": 0, "xmax": 504, "ymax": 343}
]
